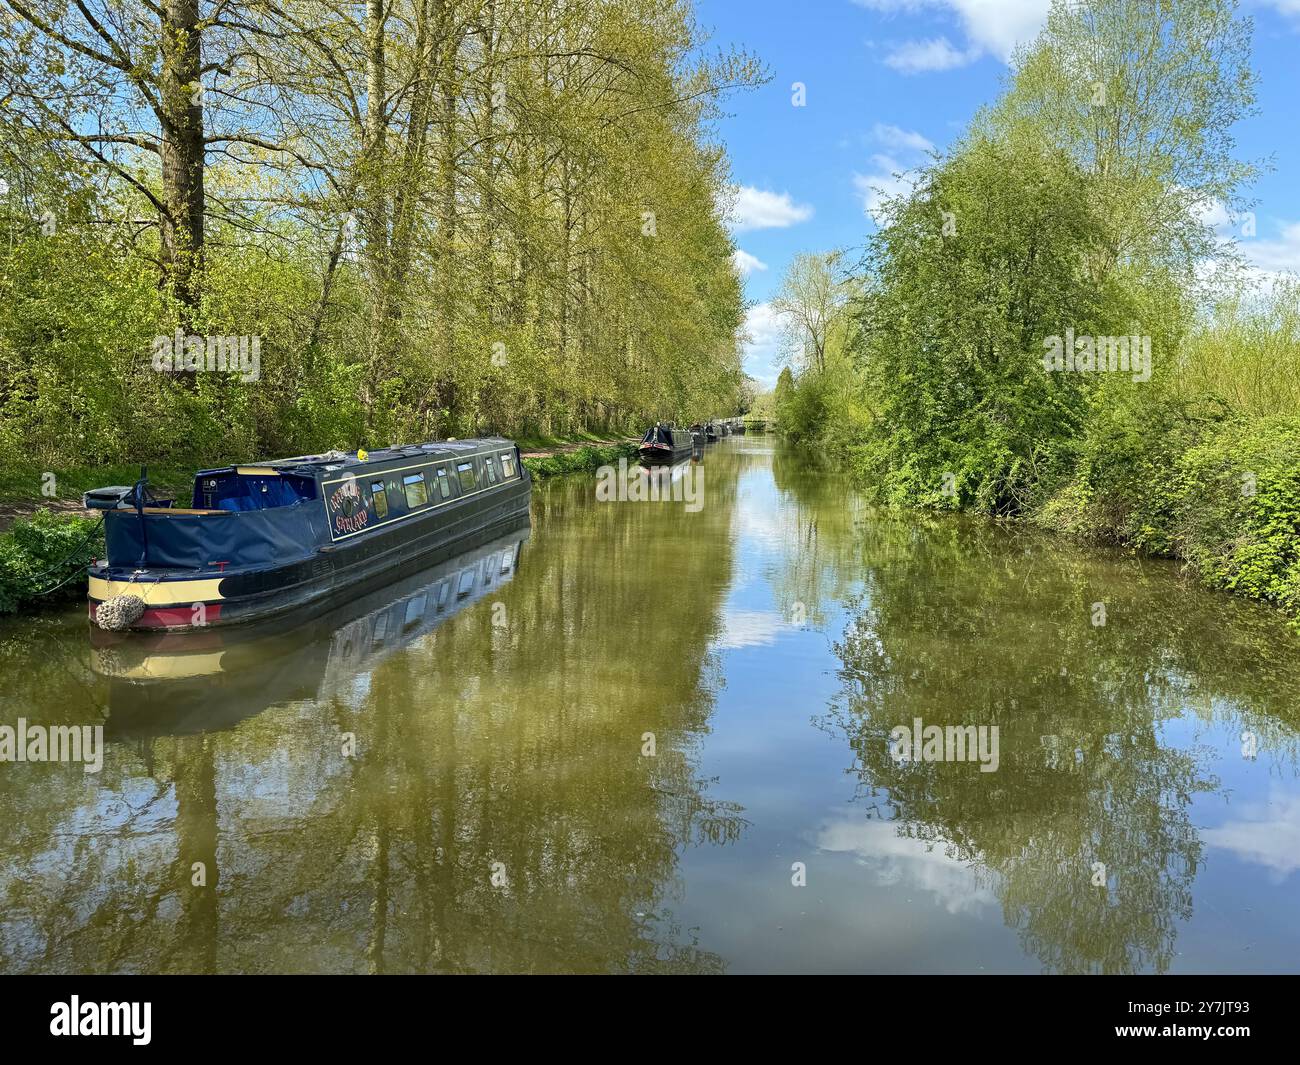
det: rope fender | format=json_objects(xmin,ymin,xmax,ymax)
[{"xmin": 95, "ymin": 594, "xmax": 145, "ymax": 631}]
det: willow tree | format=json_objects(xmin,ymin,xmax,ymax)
[{"xmin": 855, "ymin": 134, "xmax": 1114, "ymax": 512}]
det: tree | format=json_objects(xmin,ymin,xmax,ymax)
[
  {"xmin": 0, "ymin": 0, "xmax": 328, "ymax": 320},
  {"xmin": 771, "ymin": 250, "xmax": 852, "ymax": 374},
  {"xmin": 985, "ymin": 0, "xmax": 1259, "ymax": 284},
  {"xmin": 0, "ymin": 0, "xmax": 766, "ymax": 468},
  {"xmin": 854, "ymin": 133, "xmax": 1116, "ymax": 512}
]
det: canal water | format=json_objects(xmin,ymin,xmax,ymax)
[{"xmin": 1, "ymin": 435, "xmax": 1298, "ymax": 973}]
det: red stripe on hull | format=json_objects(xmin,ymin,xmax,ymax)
[{"xmin": 89, "ymin": 601, "xmax": 224, "ymax": 630}]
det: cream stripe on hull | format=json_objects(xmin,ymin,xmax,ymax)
[{"xmin": 88, "ymin": 576, "xmax": 226, "ymax": 605}]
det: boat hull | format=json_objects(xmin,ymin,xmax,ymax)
[{"xmin": 637, "ymin": 443, "xmax": 694, "ymax": 463}]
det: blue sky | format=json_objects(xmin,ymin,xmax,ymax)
[{"xmin": 695, "ymin": 0, "xmax": 1300, "ymax": 388}]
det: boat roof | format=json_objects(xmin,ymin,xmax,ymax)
[{"xmin": 196, "ymin": 437, "xmax": 518, "ymax": 479}]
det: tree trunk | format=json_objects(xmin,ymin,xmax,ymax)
[
  {"xmin": 159, "ymin": 0, "xmax": 205, "ymax": 326},
  {"xmin": 363, "ymin": 0, "xmax": 390, "ymax": 426}
]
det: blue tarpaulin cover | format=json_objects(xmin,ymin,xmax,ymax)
[{"xmin": 105, "ymin": 501, "xmax": 325, "ymax": 570}]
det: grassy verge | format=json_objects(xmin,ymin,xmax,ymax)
[
  {"xmin": 514, "ymin": 430, "xmax": 635, "ymax": 452},
  {"xmin": 522, "ymin": 442, "xmax": 638, "ymax": 479},
  {"xmin": 0, "ymin": 464, "xmax": 193, "ymax": 522}
]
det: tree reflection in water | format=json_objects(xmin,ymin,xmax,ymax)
[
  {"xmin": 774, "ymin": 447, "xmax": 1300, "ymax": 974},
  {"xmin": 0, "ymin": 472, "xmax": 747, "ymax": 974}
]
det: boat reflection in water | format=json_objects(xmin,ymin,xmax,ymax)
[
  {"xmin": 90, "ymin": 518, "xmax": 531, "ymax": 737},
  {"xmin": 632, "ymin": 454, "xmax": 704, "ymax": 512}
]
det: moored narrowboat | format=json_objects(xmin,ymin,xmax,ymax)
[
  {"xmin": 637, "ymin": 424, "xmax": 694, "ymax": 462},
  {"xmin": 704, "ymin": 422, "xmax": 719, "ymax": 441},
  {"xmin": 85, "ymin": 438, "xmax": 531, "ymax": 632}
]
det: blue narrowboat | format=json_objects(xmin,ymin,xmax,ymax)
[{"xmin": 84, "ymin": 438, "xmax": 531, "ymax": 631}]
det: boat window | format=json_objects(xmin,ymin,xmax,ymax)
[
  {"xmin": 436, "ymin": 580, "xmax": 452, "ymax": 610},
  {"xmin": 457, "ymin": 462, "xmax": 476, "ymax": 492},
  {"xmin": 500, "ymin": 452, "xmax": 516, "ymax": 478},
  {"xmin": 196, "ymin": 470, "xmax": 316, "ymax": 511},
  {"xmin": 485, "ymin": 456, "xmax": 498, "ymax": 484},
  {"xmin": 404, "ymin": 595, "xmax": 426, "ymax": 629},
  {"xmin": 403, "ymin": 473, "xmax": 428, "ymax": 508},
  {"xmin": 457, "ymin": 568, "xmax": 475, "ymax": 597},
  {"xmin": 371, "ymin": 481, "xmax": 388, "ymax": 519},
  {"xmin": 435, "ymin": 467, "xmax": 452, "ymax": 499}
]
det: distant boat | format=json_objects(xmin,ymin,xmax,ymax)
[
  {"xmin": 637, "ymin": 424, "xmax": 694, "ymax": 462},
  {"xmin": 84, "ymin": 438, "xmax": 531, "ymax": 631},
  {"xmin": 704, "ymin": 423, "xmax": 720, "ymax": 441}
]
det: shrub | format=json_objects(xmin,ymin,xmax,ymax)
[
  {"xmin": 1175, "ymin": 416, "xmax": 1300, "ymax": 621},
  {"xmin": 0, "ymin": 511, "xmax": 105, "ymax": 615},
  {"xmin": 1034, "ymin": 384, "xmax": 1229, "ymax": 553}
]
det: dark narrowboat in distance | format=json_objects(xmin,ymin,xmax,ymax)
[
  {"xmin": 637, "ymin": 424, "xmax": 694, "ymax": 462},
  {"xmin": 84, "ymin": 437, "xmax": 531, "ymax": 631},
  {"xmin": 704, "ymin": 422, "xmax": 719, "ymax": 442}
]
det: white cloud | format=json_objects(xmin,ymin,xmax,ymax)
[
  {"xmin": 744, "ymin": 301, "xmax": 785, "ymax": 347},
  {"xmin": 727, "ymin": 186, "xmax": 814, "ymax": 233},
  {"xmin": 741, "ymin": 301, "xmax": 788, "ymax": 388},
  {"xmin": 856, "ymin": 0, "xmax": 1050, "ymax": 67},
  {"xmin": 715, "ymin": 610, "xmax": 786, "ymax": 650},
  {"xmin": 872, "ymin": 122, "xmax": 936, "ymax": 154},
  {"xmin": 884, "ymin": 36, "xmax": 978, "ymax": 74},
  {"xmin": 946, "ymin": 0, "xmax": 1050, "ymax": 61},
  {"xmin": 818, "ymin": 815, "xmax": 997, "ymax": 915},
  {"xmin": 853, "ymin": 154, "xmax": 922, "ymax": 223},
  {"xmin": 732, "ymin": 248, "xmax": 768, "ymax": 276},
  {"xmin": 851, "ymin": 126, "xmax": 934, "ymax": 224},
  {"xmin": 1194, "ymin": 196, "xmax": 1235, "ymax": 231},
  {"xmin": 1202, "ymin": 790, "xmax": 1300, "ymax": 881},
  {"xmin": 1258, "ymin": 1, "xmax": 1300, "ymax": 19},
  {"xmin": 1242, "ymin": 221, "xmax": 1300, "ymax": 275},
  {"xmin": 1197, "ymin": 205, "xmax": 1300, "ymax": 285}
]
